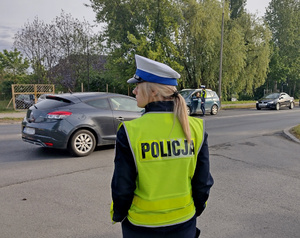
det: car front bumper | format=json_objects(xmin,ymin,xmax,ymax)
[{"xmin": 256, "ymin": 102, "xmax": 276, "ymax": 109}]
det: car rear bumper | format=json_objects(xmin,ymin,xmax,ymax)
[
  {"xmin": 22, "ymin": 134, "xmax": 67, "ymax": 149},
  {"xmin": 22, "ymin": 137, "xmax": 47, "ymax": 147},
  {"xmin": 21, "ymin": 120, "xmax": 70, "ymax": 149}
]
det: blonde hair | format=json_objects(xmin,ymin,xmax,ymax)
[{"xmin": 138, "ymin": 82, "xmax": 191, "ymax": 143}]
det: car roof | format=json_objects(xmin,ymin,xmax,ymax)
[{"xmin": 46, "ymin": 92, "xmax": 132, "ymax": 103}]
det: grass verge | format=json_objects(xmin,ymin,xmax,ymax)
[
  {"xmin": 221, "ymin": 101, "xmax": 256, "ymax": 109},
  {"xmin": 222, "ymin": 101, "xmax": 256, "ymax": 104},
  {"xmin": 290, "ymin": 124, "xmax": 300, "ymax": 140}
]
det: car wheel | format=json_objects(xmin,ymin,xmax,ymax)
[
  {"xmin": 186, "ymin": 106, "xmax": 191, "ymax": 116},
  {"xmin": 289, "ymin": 102, "xmax": 294, "ymax": 109},
  {"xmin": 256, "ymin": 105, "xmax": 261, "ymax": 110},
  {"xmin": 68, "ymin": 129, "xmax": 96, "ymax": 157},
  {"xmin": 276, "ymin": 103, "xmax": 280, "ymax": 110},
  {"xmin": 210, "ymin": 105, "xmax": 218, "ymax": 115}
]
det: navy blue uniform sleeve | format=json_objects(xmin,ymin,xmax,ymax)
[
  {"xmin": 192, "ymin": 132, "xmax": 214, "ymax": 216},
  {"xmin": 111, "ymin": 125, "xmax": 137, "ymax": 222}
]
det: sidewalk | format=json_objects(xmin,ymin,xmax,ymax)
[{"xmin": 0, "ymin": 111, "xmax": 26, "ymax": 119}]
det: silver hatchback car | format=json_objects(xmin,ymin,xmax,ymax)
[{"xmin": 22, "ymin": 92, "xmax": 143, "ymax": 157}]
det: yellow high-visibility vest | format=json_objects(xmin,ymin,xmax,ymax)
[
  {"xmin": 121, "ymin": 112, "xmax": 205, "ymax": 227},
  {"xmin": 201, "ymin": 89, "xmax": 207, "ymax": 98}
]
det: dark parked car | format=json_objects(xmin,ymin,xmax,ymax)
[
  {"xmin": 179, "ymin": 89, "xmax": 220, "ymax": 115},
  {"xmin": 22, "ymin": 92, "xmax": 143, "ymax": 157},
  {"xmin": 15, "ymin": 94, "xmax": 35, "ymax": 109},
  {"xmin": 256, "ymin": 92, "xmax": 295, "ymax": 110}
]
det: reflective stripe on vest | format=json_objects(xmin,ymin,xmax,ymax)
[{"xmin": 122, "ymin": 112, "xmax": 205, "ymax": 227}]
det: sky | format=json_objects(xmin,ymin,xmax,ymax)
[{"xmin": 0, "ymin": 0, "xmax": 271, "ymax": 52}]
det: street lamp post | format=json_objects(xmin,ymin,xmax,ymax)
[{"xmin": 218, "ymin": 0, "xmax": 225, "ymax": 105}]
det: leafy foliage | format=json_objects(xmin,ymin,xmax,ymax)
[
  {"xmin": 5, "ymin": 0, "xmax": 298, "ymax": 101},
  {"xmin": 0, "ymin": 49, "xmax": 29, "ymax": 79},
  {"xmin": 265, "ymin": 0, "xmax": 300, "ymax": 97},
  {"xmin": 0, "ymin": 49, "xmax": 30, "ymax": 97},
  {"xmin": 90, "ymin": 0, "xmax": 271, "ymax": 99},
  {"xmin": 229, "ymin": 0, "xmax": 246, "ymax": 19}
]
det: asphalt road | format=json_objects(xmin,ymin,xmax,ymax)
[{"xmin": 0, "ymin": 108, "xmax": 299, "ymax": 238}]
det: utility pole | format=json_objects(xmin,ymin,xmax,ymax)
[
  {"xmin": 87, "ymin": 37, "xmax": 90, "ymax": 92},
  {"xmin": 218, "ymin": 0, "xmax": 225, "ymax": 105}
]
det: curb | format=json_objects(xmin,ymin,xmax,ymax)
[{"xmin": 283, "ymin": 126, "xmax": 300, "ymax": 144}]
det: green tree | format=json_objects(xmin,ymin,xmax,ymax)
[
  {"xmin": 0, "ymin": 49, "xmax": 29, "ymax": 80},
  {"xmin": 229, "ymin": 0, "xmax": 247, "ymax": 19},
  {"xmin": 265, "ymin": 0, "xmax": 300, "ymax": 96},
  {"xmin": 0, "ymin": 49, "xmax": 30, "ymax": 97},
  {"xmin": 178, "ymin": 0, "xmax": 270, "ymax": 98},
  {"xmin": 90, "ymin": 0, "xmax": 183, "ymax": 91},
  {"xmin": 0, "ymin": 49, "xmax": 29, "ymax": 97},
  {"xmin": 89, "ymin": 0, "xmax": 271, "ymax": 99},
  {"xmin": 233, "ymin": 13, "xmax": 271, "ymax": 98},
  {"xmin": 266, "ymin": 43, "xmax": 289, "ymax": 93},
  {"xmin": 178, "ymin": 0, "xmax": 227, "ymax": 89}
]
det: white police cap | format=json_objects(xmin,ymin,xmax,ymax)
[{"xmin": 127, "ymin": 55, "xmax": 180, "ymax": 86}]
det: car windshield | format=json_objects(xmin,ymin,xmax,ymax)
[{"xmin": 265, "ymin": 93, "xmax": 280, "ymax": 99}]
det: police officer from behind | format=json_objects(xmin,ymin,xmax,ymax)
[
  {"xmin": 110, "ymin": 55, "xmax": 214, "ymax": 238},
  {"xmin": 200, "ymin": 85, "xmax": 207, "ymax": 116}
]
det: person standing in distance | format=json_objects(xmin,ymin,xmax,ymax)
[
  {"xmin": 192, "ymin": 92, "xmax": 201, "ymax": 114},
  {"xmin": 200, "ymin": 85, "xmax": 207, "ymax": 116},
  {"xmin": 110, "ymin": 54, "xmax": 214, "ymax": 238}
]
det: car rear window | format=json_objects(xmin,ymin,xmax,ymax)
[{"xmin": 36, "ymin": 96, "xmax": 73, "ymax": 109}]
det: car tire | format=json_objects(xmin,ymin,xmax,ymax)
[
  {"xmin": 210, "ymin": 105, "xmax": 218, "ymax": 115},
  {"xmin": 186, "ymin": 106, "xmax": 192, "ymax": 116},
  {"xmin": 68, "ymin": 129, "xmax": 96, "ymax": 157},
  {"xmin": 289, "ymin": 102, "xmax": 294, "ymax": 109},
  {"xmin": 276, "ymin": 103, "xmax": 280, "ymax": 110},
  {"xmin": 256, "ymin": 105, "xmax": 261, "ymax": 110}
]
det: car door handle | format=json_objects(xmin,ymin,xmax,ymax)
[{"xmin": 116, "ymin": 117, "xmax": 124, "ymax": 121}]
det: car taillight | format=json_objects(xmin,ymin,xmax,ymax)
[{"xmin": 46, "ymin": 111, "xmax": 72, "ymax": 120}]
